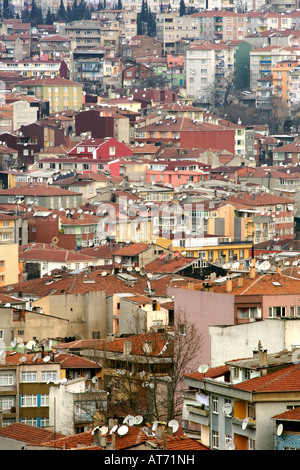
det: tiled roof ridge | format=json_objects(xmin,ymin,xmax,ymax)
[
  {"xmin": 251, "ymin": 362, "xmax": 300, "ymax": 393},
  {"xmin": 238, "ymin": 274, "xmax": 266, "ymax": 295}
]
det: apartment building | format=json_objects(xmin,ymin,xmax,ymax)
[
  {"xmin": 185, "ymin": 43, "xmax": 235, "ymax": 106},
  {"xmin": 15, "ymin": 76, "xmax": 83, "ymax": 114},
  {"xmin": 0, "ymin": 352, "xmax": 61, "ymax": 428},
  {"xmin": 250, "ymin": 46, "xmax": 300, "ymax": 91},
  {"xmin": 0, "ymin": 59, "xmax": 68, "ymax": 79},
  {"xmin": 190, "ymin": 10, "xmax": 247, "ymax": 43}
]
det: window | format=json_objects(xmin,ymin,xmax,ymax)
[
  {"xmin": 248, "ymin": 438, "xmax": 255, "ymax": 450},
  {"xmin": 21, "ymin": 371, "xmax": 37, "ymax": 383},
  {"xmin": 0, "ymin": 374, "xmax": 14, "ymax": 386},
  {"xmin": 40, "ymin": 395, "xmax": 49, "ymax": 406},
  {"xmin": 248, "ymin": 402, "xmax": 256, "ymax": 420},
  {"xmin": 21, "ymin": 395, "xmax": 37, "ymax": 407},
  {"xmin": 0, "ymin": 397, "xmax": 14, "ymax": 410},
  {"xmin": 269, "ymin": 306, "xmax": 286, "ymax": 318},
  {"xmin": 212, "ymin": 431, "xmax": 219, "ymax": 449},
  {"xmin": 212, "ymin": 396, "xmax": 219, "ymax": 414},
  {"xmin": 41, "ymin": 370, "xmax": 57, "ymax": 382}
]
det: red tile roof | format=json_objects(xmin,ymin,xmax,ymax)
[
  {"xmin": 0, "ymin": 183, "xmax": 79, "ymax": 196},
  {"xmin": 0, "ymin": 269, "xmax": 197, "ymax": 298},
  {"xmin": 57, "ymin": 332, "xmax": 173, "ymax": 358},
  {"xmin": 112, "ymin": 243, "xmax": 150, "ymax": 256},
  {"xmin": 54, "ymin": 352, "xmax": 101, "ymax": 369},
  {"xmin": 233, "ymin": 363, "xmax": 300, "ymax": 393},
  {"xmin": 0, "ymin": 422, "xmax": 64, "ymax": 445}
]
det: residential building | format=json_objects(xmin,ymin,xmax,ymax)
[
  {"xmin": 15, "ymin": 76, "xmax": 83, "ymax": 114},
  {"xmin": 0, "ymin": 59, "xmax": 68, "ymax": 79},
  {"xmin": 183, "ymin": 350, "xmax": 300, "ymax": 449},
  {"xmin": 145, "ymin": 160, "xmax": 211, "ymax": 188},
  {"xmin": 190, "ymin": 10, "xmax": 247, "ymax": 43},
  {"xmin": 249, "ymin": 46, "xmax": 300, "ymax": 91},
  {"xmin": 49, "ymin": 376, "xmax": 108, "ymax": 435},
  {"xmin": 0, "ymin": 183, "xmax": 82, "ymax": 210},
  {"xmin": 0, "ymin": 351, "xmax": 61, "ymax": 428},
  {"xmin": 185, "ymin": 43, "xmax": 235, "ymax": 106},
  {"xmin": 19, "ymin": 243, "xmax": 103, "ymax": 278}
]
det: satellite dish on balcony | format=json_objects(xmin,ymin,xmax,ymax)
[
  {"xmin": 242, "ymin": 418, "xmax": 248, "ymax": 430},
  {"xmin": 222, "ymin": 403, "xmax": 232, "ymax": 416},
  {"xmin": 92, "ymin": 376, "xmax": 98, "ymax": 383},
  {"xmin": 225, "ymin": 440, "xmax": 235, "ymax": 450},
  {"xmin": 277, "ymin": 424, "xmax": 283, "ymax": 436}
]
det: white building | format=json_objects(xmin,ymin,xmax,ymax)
[{"xmin": 185, "ymin": 43, "xmax": 235, "ymax": 106}]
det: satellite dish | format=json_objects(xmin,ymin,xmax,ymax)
[
  {"xmin": 242, "ymin": 418, "xmax": 248, "ymax": 430},
  {"xmin": 168, "ymin": 419, "xmax": 179, "ymax": 433},
  {"xmin": 152, "ymin": 420, "xmax": 158, "ymax": 431},
  {"xmin": 223, "ymin": 263, "xmax": 231, "ymax": 270},
  {"xmin": 10, "ymin": 339, "xmax": 16, "ymax": 347},
  {"xmin": 123, "ymin": 415, "xmax": 135, "ymax": 426},
  {"xmin": 261, "ymin": 261, "xmax": 271, "ymax": 271},
  {"xmin": 43, "ymin": 356, "xmax": 50, "ymax": 362},
  {"xmin": 26, "ymin": 340, "xmax": 36, "ymax": 350},
  {"xmin": 17, "ymin": 337, "xmax": 23, "ymax": 344},
  {"xmin": 100, "ymin": 426, "xmax": 108, "ymax": 435},
  {"xmin": 92, "ymin": 376, "xmax": 98, "ymax": 383},
  {"xmin": 147, "ymin": 273, "xmax": 153, "ymax": 279},
  {"xmin": 117, "ymin": 425, "xmax": 129, "ymax": 436},
  {"xmin": 277, "ymin": 423, "xmax": 283, "ymax": 436},
  {"xmin": 134, "ymin": 415, "xmax": 143, "ymax": 425},
  {"xmin": 232, "ymin": 262, "xmax": 240, "ymax": 270},
  {"xmin": 115, "ymin": 257, "xmax": 122, "ymax": 264},
  {"xmin": 20, "ymin": 356, "xmax": 26, "ymax": 363},
  {"xmin": 222, "ymin": 403, "xmax": 232, "ymax": 416},
  {"xmin": 101, "ymin": 271, "xmax": 107, "ymax": 276},
  {"xmin": 135, "ymin": 267, "xmax": 140, "ymax": 272},
  {"xmin": 198, "ymin": 364, "xmax": 209, "ymax": 374},
  {"xmin": 225, "ymin": 441, "xmax": 235, "ymax": 450},
  {"xmin": 61, "ymin": 378, "xmax": 67, "ymax": 383},
  {"xmin": 110, "ymin": 425, "xmax": 118, "ymax": 434}
]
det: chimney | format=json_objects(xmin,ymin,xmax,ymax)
[
  {"xmin": 203, "ymin": 280, "xmax": 214, "ymax": 292},
  {"xmin": 259, "ymin": 348, "xmax": 268, "ymax": 369},
  {"xmin": 237, "ymin": 276, "xmax": 244, "ymax": 288},
  {"xmin": 276, "ymin": 263, "xmax": 282, "ymax": 275},
  {"xmin": 123, "ymin": 339, "xmax": 132, "ymax": 355},
  {"xmin": 111, "ymin": 431, "xmax": 116, "ymax": 450},
  {"xmin": 93, "ymin": 427, "xmax": 100, "ymax": 446},
  {"xmin": 226, "ymin": 276, "xmax": 232, "ymax": 293},
  {"xmin": 188, "ymin": 280, "xmax": 194, "ymax": 290},
  {"xmin": 249, "ymin": 258, "xmax": 256, "ymax": 279}
]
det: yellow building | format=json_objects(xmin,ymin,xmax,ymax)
[
  {"xmin": 206, "ymin": 204, "xmax": 271, "ymax": 244},
  {"xmin": 156, "ymin": 235, "xmax": 252, "ymax": 264},
  {"xmin": 272, "ymin": 60, "xmax": 299, "ymax": 115},
  {"xmin": 16, "ymin": 76, "xmax": 83, "ymax": 113}
]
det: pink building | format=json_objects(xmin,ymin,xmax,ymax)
[{"xmin": 145, "ymin": 160, "xmax": 211, "ymax": 187}]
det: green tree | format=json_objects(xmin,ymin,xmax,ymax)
[
  {"xmin": 56, "ymin": 0, "xmax": 67, "ymax": 22},
  {"xmin": 179, "ymin": 0, "xmax": 186, "ymax": 16},
  {"xmin": 45, "ymin": 7, "xmax": 55, "ymax": 24}
]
